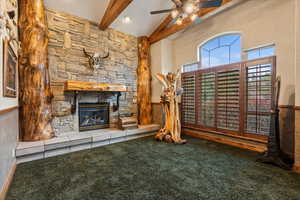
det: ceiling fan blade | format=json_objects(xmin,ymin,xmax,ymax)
[
  {"xmin": 201, "ymin": 0, "xmax": 223, "ymax": 8},
  {"xmin": 171, "ymin": 0, "xmax": 183, "ymax": 7},
  {"xmin": 150, "ymin": 9, "xmax": 173, "ymax": 15}
]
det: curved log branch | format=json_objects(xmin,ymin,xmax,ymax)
[{"xmin": 155, "ymin": 72, "xmax": 186, "ymax": 144}]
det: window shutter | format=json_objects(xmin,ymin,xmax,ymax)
[
  {"xmin": 198, "ymin": 72, "xmax": 216, "ymax": 127},
  {"xmin": 245, "ymin": 62, "xmax": 273, "ymax": 136},
  {"xmin": 216, "ymin": 68, "xmax": 240, "ymax": 131},
  {"xmin": 181, "ymin": 56, "xmax": 275, "ymax": 140},
  {"xmin": 181, "ymin": 74, "xmax": 196, "ymax": 125}
]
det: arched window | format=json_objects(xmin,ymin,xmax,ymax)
[{"xmin": 198, "ymin": 34, "xmax": 241, "ymax": 68}]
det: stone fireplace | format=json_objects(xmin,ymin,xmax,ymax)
[
  {"xmin": 78, "ymin": 103, "xmax": 110, "ymax": 131},
  {"xmin": 46, "ymin": 9, "xmax": 138, "ymax": 136}
]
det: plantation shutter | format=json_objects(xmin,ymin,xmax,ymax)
[
  {"xmin": 245, "ymin": 58, "xmax": 274, "ymax": 136},
  {"xmin": 181, "ymin": 74, "xmax": 196, "ymax": 125},
  {"xmin": 181, "ymin": 56, "xmax": 275, "ymax": 140},
  {"xmin": 198, "ymin": 72, "xmax": 216, "ymax": 127},
  {"xmin": 216, "ymin": 68, "xmax": 240, "ymax": 132}
]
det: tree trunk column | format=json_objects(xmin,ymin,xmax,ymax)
[
  {"xmin": 137, "ymin": 36, "xmax": 152, "ymax": 125},
  {"xmin": 18, "ymin": 0, "xmax": 54, "ymax": 141}
]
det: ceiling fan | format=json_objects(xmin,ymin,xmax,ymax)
[{"xmin": 150, "ymin": 0, "xmax": 223, "ymax": 24}]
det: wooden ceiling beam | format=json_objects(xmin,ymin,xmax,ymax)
[
  {"xmin": 149, "ymin": 0, "xmax": 245, "ymax": 44},
  {"xmin": 99, "ymin": 0, "xmax": 133, "ymax": 30},
  {"xmin": 149, "ymin": 15, "xmax": 173, "ymax": 39}
]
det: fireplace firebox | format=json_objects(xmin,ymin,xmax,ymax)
[{"xmin": 79, "ymin": 103, "xmax": 109, "ymax": 131}]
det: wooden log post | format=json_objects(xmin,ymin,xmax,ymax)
[
  {"xmin": 18, "ymin": 0, "xmax": 54, "ymax": 141},
  {"xmin": 137, "ymin": 36, "xmax": 152, "ymax": 125}
]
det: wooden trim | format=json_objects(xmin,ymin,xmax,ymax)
[
  {"xmin": 293, "ymin": 165, "xmax": 300, "ymax": 174},
  {"xmin": 277, "ymin": 105, "xmax": 300, "ymax": 110},
  {"xmin": 294, "ymin": 106, "xmax": 300, "ymax": 110},
  {"xmin": 152, "ymin": 102, "xmax": 161, "ymax": 105},
  {"xmin": 183, "ymin": 126, "xmax": 267, "ymax": 144},
  {"xmin": 0, "ymin": 161, "xmax": 16, "ymax": 200},
  {"xmin": 183, "ymin": 129, "xmax": 267, "ymax": 153},
  {"xmin": 279, "ymin": 105, "xmax": 294, "ymax": 109},
  {"xmin": 0, "ymin": 106, "xmax": 18, "ymax": 115},
  {"xmin": 99, "ymin": 0, "xmax": 133, "ymax": 30}
]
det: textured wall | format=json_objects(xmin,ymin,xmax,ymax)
[
  {"xmin": 46, "ymin": 8, "xmax": 138, "ymax": 134},
  {"xmin": 152, "ymin": 103, "xmax": 163, "ymax": 126},
  {"xmin": 295, "ymin": 110, "xmax": 300, "ymax": 168},
  {"xmin": 279, "ymin": 107, "xmax": 295, "ymax": 158}
]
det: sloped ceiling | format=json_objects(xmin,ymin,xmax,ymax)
[{"xmin": 44, "ymin": 0, "xmax": 173, "ymax": 37}]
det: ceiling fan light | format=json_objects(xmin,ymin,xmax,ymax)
[
  {"xmin": 183, "ymin": 2, "xmax": 195, "ymax": 14},
  {"xmin": 190, "ymin": 13, "xmax": 198, "ymax": 21},
  {"xmin": 176, "ymin": 17, "xmax": 183, "ymax": 25},
  {"xmin": 171, "ymin": 9, "xmax": 179, "ymax": 19}
]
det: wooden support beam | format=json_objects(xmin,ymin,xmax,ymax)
[
  {"xmin": 99, "ymin": 0, "xmax": 133, "ymax": 30},
  {"xmin": 19, "ymin": 0, "xmax": 54, "ymax": 141},
  {"xmin": 149, "ymin": 0, "xmax": 242, "ymax": 44},
  {"xmin": 137, "ymin": 36, "xmax": 152, "ymax": 125},
  {"xmin": 149, "ymin": 15, "xmax": 173, "ymax": 39}
]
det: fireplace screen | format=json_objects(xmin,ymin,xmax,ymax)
[{"xmin": 79, "ymin": 103, "xmax": 109, "ymax": 131}]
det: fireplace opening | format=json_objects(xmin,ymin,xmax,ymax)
[{"xmin": 79, "ymin": 103, "xmax": 109, "ymax": 132}]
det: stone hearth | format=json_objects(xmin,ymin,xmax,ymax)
[{"xmin": 16, "ymin": 124, "xmax": 160, "ymax": 164}]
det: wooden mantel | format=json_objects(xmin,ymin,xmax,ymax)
[{"xmin": 64, "ymin": 80, "xmax": 127, "ymax": 92}]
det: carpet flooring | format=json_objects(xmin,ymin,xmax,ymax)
[{"xmin": 7, "ymin": 136, "xmax": 300, "ymax": 200}]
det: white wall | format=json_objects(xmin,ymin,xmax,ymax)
[
  {"xmin": 172, "ymin": 0, "xmax": 296, "ymax": 105},
  {"xmin": 150, "ymin": 38, "xmax": 174, "ymax": 102},
  {"xmin": 296, "ymin": 0, "xmax": 300, "ymax": 106},
  {"xmin": 0, "ymin": 0, "xmax": 19, "ymax": 195}
]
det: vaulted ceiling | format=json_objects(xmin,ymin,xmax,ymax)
[
  {"xmin": 44, "ymin": 0, "xmax": 172, "ymax": 37},
  {"xmin": 44, "ymin": 0, "xmax": 241, "ymax": 43}
]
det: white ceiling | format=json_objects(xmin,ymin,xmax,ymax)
[
  {"xmin": 110, "ymin": 0, "xmax": 172, "ymax": 36},
  {"xmin": 44, "ymin": 0, "xmax": 173, "ymax": 37}
]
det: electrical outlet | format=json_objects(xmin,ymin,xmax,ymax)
[{"xmin": 12, "ymin": 148, "xmax": 15, "ymax": 157}]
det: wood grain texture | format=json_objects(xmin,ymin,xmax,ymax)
[
  {"xmin": 154, "ymin": 72, "xmax": 186, "ymax": 144},
  {"xmin": 0, "ymin": 106, "xmax": 18, "ymax": 115},
  {"xmin": 149, "ymin": 15, "xmax": 173, "ymax": 39},
  {"xmin": 64, "ymin": 80, "xmax": 127, "ymax": 92},
  {"xmin": 18, "ymin": 0, "xmax": 54, "ymax": 141},
  {"xmin": 294, "ymin": 165, "xmax": 300, "ymax": 174},
  {"xmin": 99, "ymin": 0, "xmax": 133, "ymax": 30},
  {"xmin": 0, "ymin": 161, "xmax": 16, "ymax": 200},
  {"xmin": 137, "ymin": 37, "xmax": 152, "ymax": 125},
  {"xmin": 183, "ymin": 128, "xmax": 267, "ymax": 153}
]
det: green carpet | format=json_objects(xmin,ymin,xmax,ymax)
[{"xmin": 7, "ymin": 136, "xmax": 300, "ymax": 200}]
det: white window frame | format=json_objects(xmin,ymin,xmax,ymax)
[
  {"xmin": 197, "ymin": 32, "xmax": 242, "ymax": 67},
  {"xmin": 244, "ymin": 43, "xmax": 276, "ymax": 60}
]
